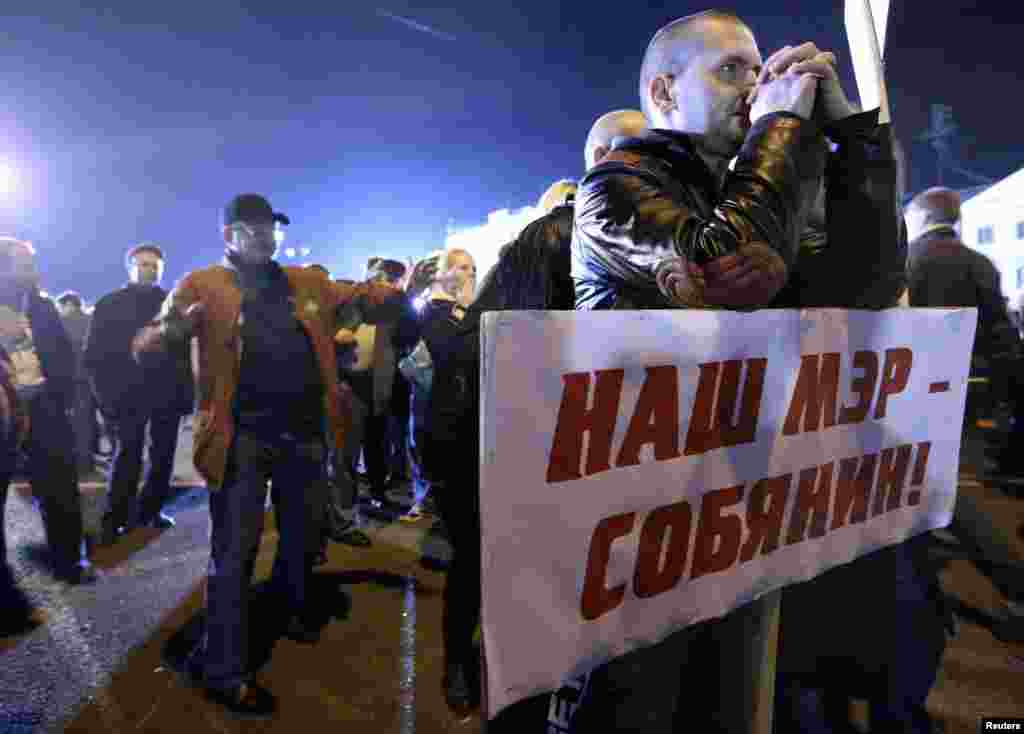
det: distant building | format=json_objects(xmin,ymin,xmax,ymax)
[{"xmin": 957, "ymin": 167, "xmax": 1024, "ymax": 307}]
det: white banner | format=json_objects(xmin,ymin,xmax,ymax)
[{"xmin": 480, "ymin": 308, "xmax": 976, "ymax": 718}]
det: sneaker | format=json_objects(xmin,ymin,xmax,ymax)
[
  {"xmin": 400, "ymin": 504, "xmax": 426, "ymax": 523},
  {"xmin": 204, "ymin": 681, "xmax": 277, "ymax": 719},
  {"xmin": 284, "ymin": 615, "xmax": 321, "ymax": 645},
  {"xmin": 145, "ymin": 512, "xmax": 176, "ymax": 530},
  {"xmin": 56, "ymin": 564, "xmax": 99, "ymax": 586},
  {"xmin": 97, "ymin": 519, "xmax": 128, "ymax": 547},
  {"xmin": 993, "ymin": 600, "xmax": 1024, "ymax": 644},
  {"xmin": 443, "ymin": 661, "xmax": 477, "ymax": 716},
  {"xmin": 333, "ymin": 528, "xmax": 372, "ymax": 547}
]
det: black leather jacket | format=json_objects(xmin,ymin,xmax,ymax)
[
  {"xmin": 572, "ymin": 113, "xmax": 827, "ymax": 310},
  {"xmin": 772, "ymin": 110, "xmax": 907, "ymax": 309}
]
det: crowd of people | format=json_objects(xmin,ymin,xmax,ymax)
[{"xmin": 0, "ymin": 6, "xmax": 1022, "ymax": 732}]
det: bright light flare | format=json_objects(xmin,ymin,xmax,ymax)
[
  {"xmin": 445, "ymin": 205, "xmax": 543, "ymax": 282},
  {"xmin": 0, "ymin": 162, "xmax": 15, "ymax": 197}
]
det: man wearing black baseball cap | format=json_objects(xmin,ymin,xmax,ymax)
[{"xmin": 134, "ymin": 193, "xmax": 403, "ymax": 718}]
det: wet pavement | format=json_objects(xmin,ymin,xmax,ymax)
[{"xmin": 0, "ymin": 427, "xmax": 1021, "ymax": 733}]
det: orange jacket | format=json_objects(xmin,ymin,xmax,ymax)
[{"xmin": 133, "ymin": 262, "xmax": 399, "ymax": 489}]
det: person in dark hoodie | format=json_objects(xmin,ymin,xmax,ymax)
[
  {"xmin": 0, "ymin": 236, "xmax": 94, "ymax": 585},
  {"xmin": 84, "ymin": 244, "xmax": 193, "ymax": 544}
]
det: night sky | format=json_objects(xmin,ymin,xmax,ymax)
[{"xmin": 2, "ymin": 1, "xmax": 1021, "ymax": 301}]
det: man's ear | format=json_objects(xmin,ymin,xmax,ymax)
[
  {"xmin": 650, "ymin": 75, "xmax": 676, "ymax": 114},
  {"xmin": 222, "ymin": 226, "xmax": 233, "ymax": 245},
  {"xmin": 592, "ymin": 145, "xmax": 609, "ymax": 166}
]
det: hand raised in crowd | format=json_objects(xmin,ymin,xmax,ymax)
[
  {"xmin": 701, "ymin": 242, "xmax": 788, "ymax": 309},
  {"xmin": 407, "ymin": 253, "xmax": 440, "ymax": 296},
  {"xmin": 758, "ymin": 42, "xmax": 856, "ymax": 123},
  {"xmin": 749, "ymin": 64, "xmax": 819, "ymax": 123},
  {"xmin": 0, "ymin": 311, "xmax": 30, "ymax": 342}
]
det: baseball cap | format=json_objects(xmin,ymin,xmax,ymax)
[{"xmin": 222, "ymin": 194, "xmax": 291, "ymax": 227}]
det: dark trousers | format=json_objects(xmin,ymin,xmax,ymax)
[
  {"xmin": 71, "ymin": 380, "xmax": 97, "ymax": 474},
  {"xmin": 387, "ymin": 410, "xmax": 409, "ymax": 481},
  {"xmin": 433, "ymin": 446, "xmax": 481, "ymax": 670},
  {"xmin": 199, "ymin": 430, "xmax": 323, "ymax": 691},
  {"xmin": 104, "ymin": 404, "xmax": 182, "ymax": 528},
  {"xmin": 774, "ymin": 543, "xmax": 947, "ymax": 734},
  {"xmin": 0, "ymin": 392, "xmax": 85, "ymax": 573},
  {"xmin": 341, "ymin": 386, "xmax": 388, "ymax": 499}
]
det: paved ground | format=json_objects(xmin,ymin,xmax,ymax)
[{"xmin": 0, "ymin": 423, "xmax": 1021, "ymax": 733}]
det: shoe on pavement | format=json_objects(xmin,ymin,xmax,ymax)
[
  {"xmin": 204, "ymin": 681, "xmax": 277, "ymax": 719},
  {"xmin": 163, "ymin": 649, "xmax": 205, "ymax": 688},
  {"xmin": 56, "ymin": 564, "xmax": 99, "ymax": 586},
  {"xmin": 331, "ymin": 528, "xmax": 372, "ymax": 547},
  {"xmin": 400, "ymin": 504, "xmax": 426, "ymax": 523},
  {"xmin": 97, "ymin": 520, "xmax": 127, "ymax": 547},
  {"xmin": 143, "ymin": 512, "xmax": 176, "ymax": 530},
  {"xmin": 993, "ymin": 600, "xmax": 1024, "ymax": 644},
  {"xmin": 443, "ymin": 661, "xmax": 478, "ymax": 715},
  {"xmin": 284, "ymin": 615, "xmax": 321, "ymax": 645}
]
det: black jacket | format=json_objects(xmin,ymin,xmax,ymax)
[
  {"xmin": 335, "ymin": 282, "xmax": 419, "ymax": 412},
  {"xmin": 83, "ymin": 283, "xmax": 192, "ymax": 416},
  {"xmin": 476, "ymin": 204, "xmax": 575, "ymax": 313},
  {"xmin": 908, "ymin": 229, "xmax": 1020, "ymax": 363},
  {"xmin": 771, "ymin": 111, "xmax": 907, "ymax": 309},
  {"xmin": 24, "ymin": 290, "xmax": 76, "ymax": 409},
  {"xmin": 427, "ymin": 206, "xmax": 579, "ymax": 478},
  {"xmin": 420, "ymin": 299, "xmax": 463, "ymax": 448},
  {"xmin": 572, "ymin": 113, "xmax": 827, "ymax": 310}
]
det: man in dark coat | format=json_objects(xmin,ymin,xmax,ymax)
[
  {"xmin": 0, "ymin": 237, "xmax": 94, "ymax": 584},
  {"xmin": 85, "ymin": 244, "xmax": 193, "ymax": 544},
  {"xmin": 57, "ymin": 290, "xmax": 97, "ymax": 476}
]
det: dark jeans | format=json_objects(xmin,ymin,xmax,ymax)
[
  {"xmin": 104, "ymin": 404, "xmax": 182, "ymax": 528},
  {"xmin": 387, "ymin": 410, "xmax": 409, "ymax": 481},
  {"xmin": 433, "ymin": 445, "xmax": 480, "ymax": 671},
  {"xmin": 0, "ymin": 392, "xmax": 85, "ymax": 574},
  {"xmin": 71, "ymin": 380, "xmax": 97, "ymax": 474},
  {"xmin": 340, "ymin": 385, "xmax": 388, "ymax": 499},
  {"xmin": 198, "ymin": 430, "xmax": 323, "ymax": 691},
  {"xmin": 775, "ymin": 542, "xmax": 947, "ymax": 734}
]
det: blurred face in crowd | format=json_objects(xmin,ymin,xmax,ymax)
[
  {"xmin": 129, "ymin": 249, "xmax": 164, "ymax": 286},
  {"xmin": 442, "ymin": 250, "xmax": 477, "ymax": 307},
  {"xmin": 0, "ymin": 238, "xmax": 39, "ymax": 291},
  {"xmin": 58, "ymin": 299, "xmax": 83, "ymax": 317},
  {"xmin": 225, "ymin": 217, "xmax": 277, "ymax": 265},
  {"xmin": 648, "ymin": 16, "xmax": 761, "ymax": 159}
]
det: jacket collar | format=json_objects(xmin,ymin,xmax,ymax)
[{"xmin": 611, "ymin": 129, "xmax": 719, "ymax": 197}]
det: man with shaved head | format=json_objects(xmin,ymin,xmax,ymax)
[
  {"xmin": 584, "ymin": 109, "xmax": 647, "ymax": 170},
  {"xmin": 573, "ymin": 9, "xmax": 846, "ymax": 312},
  {"xmin": 568, "ymin": 8, "xmax": 872, "ymax": 732},
  {"xmin": 906, "ymin": 186, "xmax": 1020, "ymax": 447}
]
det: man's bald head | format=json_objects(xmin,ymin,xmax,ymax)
[
  {"xmin": 908, "ymin": 187, "xmax": 961, "ymax": 225},
  {"xmin": 906, "ymin": 186, "xmax": 962, "ymax": 240},
  {"xmin": 584, "ymin": 110, "xmax": 648, "ymax": 169},
  {"xmin": 638, "ymin": 9, "xmax": 751, "ymax": 122},
  {"xmin": 538, "ymin": 179, "xmax": 578, "ymax": 214}
]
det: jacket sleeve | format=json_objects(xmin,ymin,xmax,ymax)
[
  {"xmin": 573, "ymin": 113, "xmax": 826, "ymax": 309},
  {"xmin": 972, "ymin": 254, "xmax": 1020, "ymax": 359},
  {"xmin": 131, "ymin": 275, "xmax": 203, "ymax": 366},
  {"xmin": 785, "ymin": 110, "xmax": 907, "ymax": 308}
]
